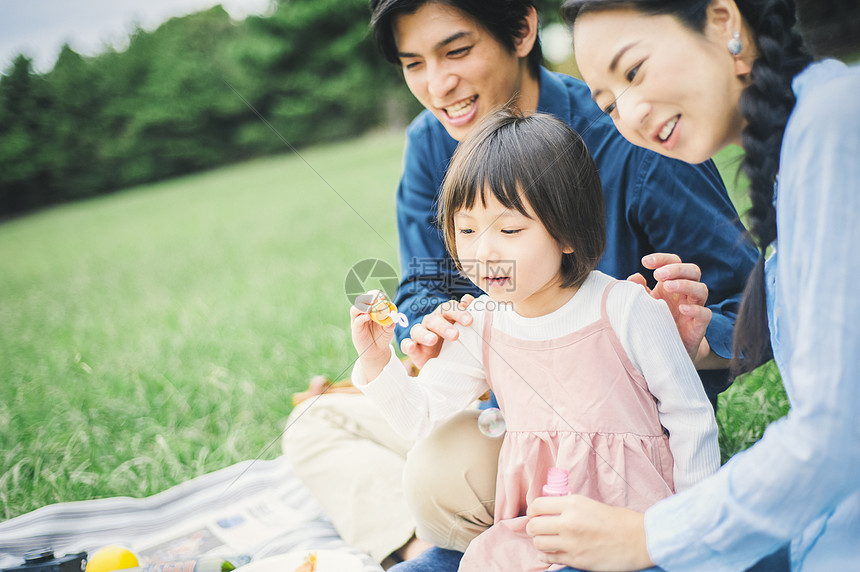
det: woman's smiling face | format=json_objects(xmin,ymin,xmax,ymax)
[{"xmin": 573, "ymin": 6, "xmax": 748, "ymax": 164}]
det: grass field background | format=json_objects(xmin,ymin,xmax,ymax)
[{"xmin": 0, "ymin": 132, "xmax": 786, "ymax": 520}]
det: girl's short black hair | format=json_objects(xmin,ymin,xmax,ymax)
[
  {"xmin": 369, "ymin": 0, "xmax": 544, "ymax": 79},
  {"xmin": 439, "ymin": 109, "xmax": 606, "ymax": 290}
]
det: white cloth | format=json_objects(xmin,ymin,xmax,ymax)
[{"xmin": 0, "ymin": 456, "xmax": 382, "ymax": 572}]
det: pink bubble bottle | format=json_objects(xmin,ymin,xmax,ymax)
[{"xmin": 542, "ymin": 467, "xmax": 572, "ymax": 496}]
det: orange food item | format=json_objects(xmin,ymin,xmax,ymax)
[{"xmin": 292, "ymin": 552, "xmax": 317, "ymax": 572}]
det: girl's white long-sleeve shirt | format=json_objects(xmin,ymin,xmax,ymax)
[{"xmin": 353, "ymin": 271, "xmax": 719, "ymax": 491}]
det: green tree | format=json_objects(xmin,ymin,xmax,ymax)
[
  {"xmin": 796, "ymin": 0, "xmax": 860, "ymax": 57},
  {"xmin": 102, "ymin": 7, "xmax": 248, "ymax": 187},
  {"xmin": 0, "ymin": 0, "xmax": 478, "ymax": 216},
  {"xmin": 42, "ymin": 45, "xmax": 107, "ymax": 199},
  {"xmin": 0, "ymin": 55, "xmax": 54, "ymax": 215},
  {"xmin": 232, "ymin": 0, "xmax": 411, "ymax": 150}
]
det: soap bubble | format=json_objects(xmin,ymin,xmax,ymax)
[{"xmin": 478, "ymin": 407, "xmax": 506, "ymax": 438}]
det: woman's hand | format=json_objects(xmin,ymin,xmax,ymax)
[
  {"xmin": 628, "ymin": 253, "xmax": 715, "ymax": 366},
  {"xmin": 526, "ymin": 494, "xmax": 654, "ymax": 571},
  {"xmin": 350, "ymin": 297, "xmax": 396, "ymax": 381},
  {"xmin": 400, "ymin": 294, "xmax": 476, "ymax": 369}
]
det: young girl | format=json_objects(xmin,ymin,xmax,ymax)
[
  {"xmin": 350, "ymin": 110, "xmax": 719, "ymax": 572},
  {"xmin": 523, "ymin": 1, "xmax": 860, "ymax": 570}
]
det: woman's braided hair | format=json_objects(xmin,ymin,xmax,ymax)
[
  {"xmin": 732, "ymin": 0, "xmax": 811, "ymax": 376},
  {"xmin": 562, "ymin": 0, "xmax": 812, "ymax": 377}
]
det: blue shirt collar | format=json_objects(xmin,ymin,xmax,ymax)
[
  {"xmin": 792, "ymin": 59, "xmax": 847, "ymax": 98},
  {"xmin": 537, "ymin": 66, "xmax": 572, "ymax": 119}
]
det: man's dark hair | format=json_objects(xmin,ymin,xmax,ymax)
[{"xmin": 369, "ymin": 0, "xmax": 544, "ymax": 78}]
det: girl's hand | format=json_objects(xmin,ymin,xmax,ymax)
[
  {"xmin": 526, "ymin": 495, "xmax": 653, "ymax": 572},
  {"xmin": 350, "ymin": 301, "xmax": 396, "ymax": 381},
  {"xmin": 628, "ymin": 253, "xmax": 714, "ymax": 365},
  {"xmin": 400, "ymin": 294, "xmax": 475, "ymax": 369}
]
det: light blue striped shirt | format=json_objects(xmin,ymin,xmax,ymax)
[{"xmin": 646, "ymin": 59, "xmax": 860, "ymax": 571}]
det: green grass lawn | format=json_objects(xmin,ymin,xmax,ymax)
[
  {"xmin": 0, "ymin": 130, "xmax": 404, "ymax": 519},
  {"xmin": 0, "ymin": 132, "xmax": 786, "ymax": 521}
]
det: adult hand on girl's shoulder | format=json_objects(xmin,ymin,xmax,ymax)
[
  {"xmin": 629, "ymin": 253, "xmax": 712, "ymax": 364},
  {"xmin": 400, "ymin": 294, "xmax": 475, "ymax": 368},
  {"xmin": 526, "ymin": 495, "xmax": 653, "ymax": 571}
]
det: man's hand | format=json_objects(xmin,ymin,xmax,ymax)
[
  {"xmin": 400, "ymin": 294, "xmax": 475, "ymax": 369},
  {"xmin": 628, "ymin": 253, "xmax": 713, "ymax": 365}
]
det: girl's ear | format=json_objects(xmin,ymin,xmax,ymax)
[
  {"xmin": 514, "ymin": 6, "xmax": 540, "ymax": 58},
  {"xmin": 705, "ymin": 0, "xmax": 753, "ymax": 76},
  {"xmin": 562, "ymin": 245, "xmax": 575, "ymax": 255}
]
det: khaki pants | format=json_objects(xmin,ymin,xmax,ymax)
[{"xmin": 282, "ymin": 394, "xmax": 502, "ymax": 560}]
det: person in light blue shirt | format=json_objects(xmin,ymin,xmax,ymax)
[{"xmin": 526, "ymin": 0, "xmax": 860, "ymax": 570}]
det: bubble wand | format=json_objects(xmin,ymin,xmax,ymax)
[{"xmin": 354, "ymin": 290, "xmax": 409, "ymax": 328}]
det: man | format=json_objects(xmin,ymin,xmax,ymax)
[{"xmin": 283, "ymin": 1, "xmax": 755, "ymax": 568}]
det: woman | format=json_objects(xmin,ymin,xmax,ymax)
[{"xmin": 524, "ymin": 0, "xmax": 859, "ymax": 570}]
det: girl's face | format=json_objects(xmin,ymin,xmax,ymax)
[
  {"xmin": 573, "ymin": 7, "xmax": 748, "ymax": 164},
  {"xmin": 454, "ymin": 192, "xmax": 573, "ymax": 317}
]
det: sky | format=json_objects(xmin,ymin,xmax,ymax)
[{"xmin": 0, "ymin": 0, "xmax": 273, "ymax": 74}]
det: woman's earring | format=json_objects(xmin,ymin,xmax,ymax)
[{"xmin": 727, "ymin": 32, "xmax": 742, "ymax": 56}]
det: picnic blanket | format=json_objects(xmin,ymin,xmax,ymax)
[{"xmin": 0, "ymin": 456, "xmax": 382, "ymax": 571}]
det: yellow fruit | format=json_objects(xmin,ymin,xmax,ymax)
[{"xmin": 86, "ymin": 545, "xmax": 139, "ymax": 572}]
